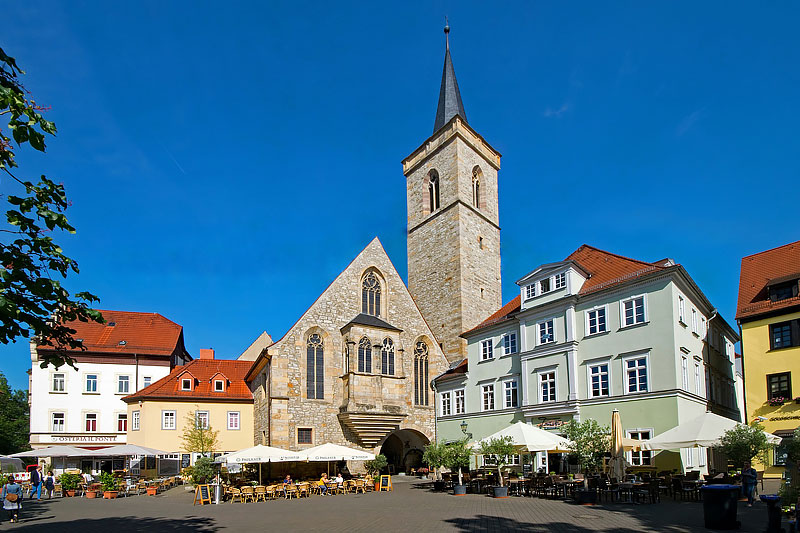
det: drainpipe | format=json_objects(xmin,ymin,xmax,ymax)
[
  {"xmin": 738, "ymin": 321, "xmax": 747, "ymax": 424},
  {"xmin": 134, "ymin": 354, "xmax": 139, "ymax": 392},
  {"xmin": 431, "ymin": 379, "xmax": 438, "ymax": 444}
]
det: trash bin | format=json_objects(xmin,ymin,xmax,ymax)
[
  {"xmin": 700, "ymin": 484, "xmax": 741, "ymax": 530},
  {"xmin": 759, "ymin": 494, "xmax": 783, "ymax": 533}
]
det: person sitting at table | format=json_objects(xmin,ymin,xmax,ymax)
[
  {"xmin": 283, "ymin": 474, "xmax": 293, "ymax": 497},
  {"xmin": 317, "ymin": 473, "xmax": 328, "ymax": 494},
  {"xmin": 334, "ymin": 473, "xmax": 343, "ymax": 487}
]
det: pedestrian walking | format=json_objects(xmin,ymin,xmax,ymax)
[
  {"xmin": 44, "ymin": 471, "xmax": 55, "ymax": 499},
  {"xmin": 28, "ymin": 466, "xmax": 42, "ymax": 500},
  {"xmin": 2, "ymin": 475, "xmax": 23, "ymax": 523},
  {"xmin": 741, "ymin": 461, "xmax": 758, "ymax": 507}
]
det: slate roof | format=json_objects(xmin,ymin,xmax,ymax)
[
  {"xmin": 736, "ymin": 240, "xmax": 800, "ymax": 321},
  {"xmin": 341, "ymin": 313, "xmax": 402, "ymax": 333},
  {"xmin": 433, "ymin": 39, "xmax": 467, "ymax": 133},
  {"xmin": 433, "ymin": 358, "xmax": 468, "ymax": 383},
  {"xmin": 122, "ymin": 359, "xmax": 253, "ymax": 403},
  {"xmin": 463, "ymin": 245, "xmax": 671, "ymax": 337},
  {"xmin": 37, "ymin": 310, "xmax": 185, "ymax": 357}
]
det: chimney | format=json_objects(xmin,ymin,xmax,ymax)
[{"xmin": 199, "ymin": 348, "xmax": 215, "ymax": 360}]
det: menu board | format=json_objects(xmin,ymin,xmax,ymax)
[{"xmin": 193, "ymin": 484, "xmax": 212, "ymax": 505}]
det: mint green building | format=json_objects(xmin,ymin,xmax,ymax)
[{"xmin": 433, "ymin": 245, "xmax": 740, "ymax": 474}]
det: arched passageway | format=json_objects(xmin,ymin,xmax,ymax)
[{"xmin": 379, "ymin": 429, "xmax": 430, "ymax": 475}]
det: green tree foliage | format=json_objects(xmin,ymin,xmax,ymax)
[
  {"xmin": 180, "ymin": 410, "xmax": 219, "ymax": 455},
  {"xmin": 717, "ymin": 423, "xmax": 772, "ymax": 468},
  {"xmin": 364, "ymin": 454, "xmax": 387, "ymax": 478},
  {"xmin": 422, "ymin": 440, "xmax": 447, "ymax": 479},
  {"xmin": 477, "ymin": 436, "xmax": 517, "ymax": 487},
  {"xmin": 191, "ymin": 456, "xmax": 215, "ymax": 485},
  {"xmin": 563, "ymin": 419, "xmax": 611, "ymax": 473},
  {"xmin": 0, "ymin": 371, "xmax": 29, "ymax": 454},
  {"xmin": 0, "ymin": 47, "xmax": 102, "ymax": 369},
  {"xmin": 443, "ymin": 438, "xmax": 472, "ymax": 486}
]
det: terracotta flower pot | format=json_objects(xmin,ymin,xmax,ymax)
[
  {"xmin": 66, "ymin": 490, "xmax": 76, "ymax": 497},
  {"xmin": 147, "ymin": 487, "xmax": 157, "ymax": 496},
  {"xmin": 85, "ymin": 491, "xmax": 97, "ymax": 499},
  {"xmin": 103, "ymin": 491, "xmax": 118, "ymax": 499}
]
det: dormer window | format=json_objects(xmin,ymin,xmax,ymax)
[
  {"xmin": 539, "ymin": 278, "xmax": 551, "ymax": 294},
  {"xmin": 554, "ymin": 273, "xmax": 566, "ymax": 289},
  {"xmin": 214, "ymin": 380, "xmax": 225, "ymax": 392},
  {"xmin": 181, "ymin": 378, "xmax": 192, "ymax": 391},
  {"xmin": 770, "ymin": 280, "xmax": 799, "ymax": 302},
  {"xmin": 525, "ymin": 284, "xmax": 536, "ymax": 300}
]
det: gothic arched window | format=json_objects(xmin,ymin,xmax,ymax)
[
  {"xmin": 472, "ymin": 166, "xmax": 482, "ymax": 209},
  {"xmin": 361, "ymin": 271, "xmax": 381, "ymax": 316},
  {"xmin": 381, "ymin": 338, "xmax": 395, "ymax": 376},
  {"xmin": 306, "ymin": 333, "xmax": 324, "ymax": 399},
  {"xmin": 358, "ymin": 336, "xmax": 372, "ymax": 373},
  {"xmin": 428, "ymin": 170, "xmax": 440, "ymax": 213},
  {"xmin": 413, "ymin": 341, "xmax": 429, "ymax": 406}
]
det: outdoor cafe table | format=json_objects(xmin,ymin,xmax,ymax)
[
  {"xmin": 555, "ymin": 479, "xmax": 582, "ymax": 499},
  {"xmin": 619, "ymin": 482, "xmax": 646, "ymax": 503}
]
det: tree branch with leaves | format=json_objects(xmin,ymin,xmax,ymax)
[
  {"xmin": 0, "ymin": 47, "xmax": 102, "ymax": 369},
  {"xmin": 181, "ymin": 409, "xmax": 220, "ymax": 456}
]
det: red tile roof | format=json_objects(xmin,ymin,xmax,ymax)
[
  {"xmin": 463, "ymin": 245, "xmax": 669, "ymax": 336},
  {"xmin": 736, "ymin": 240, "xmax": 800, "ymax": 321},
  {"xmin": 37, "ymin": 310, "xmax": 185, "ymax": 356},
  {"xmin": 122, "ymin": 359, "xmax": 253, "ymax": 403}
]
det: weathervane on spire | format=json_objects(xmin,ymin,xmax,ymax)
[{"xmin": 444, "ymin": 16, "xmax": 450, "ymax": 50}]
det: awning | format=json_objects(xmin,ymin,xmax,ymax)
[{"xmin": 296, "ymin": 443, "xmax": 375, "ymax": 462}]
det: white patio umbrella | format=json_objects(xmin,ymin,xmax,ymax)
[
  {"xmin": 83, "ymin": 445, "xmax": 166, "ymax": 457},
  {"xmin": 608, "ymin": 409, "xmax": 627, "ymax": 481},
  {"xmin": 642, "ymin": 411, "xmax": 782, "ymax": 450},
  {"xmin": 215, "ymin": 444, "xmax": 302, "ymax": 485},
  {"xmin": 296, "ymin": 443, "xmax": 375, "ymax": 462},
  {"xmin": 9, "ymin": 445, "xmax": 92, "ymax": 458},
  {"xmin": 473, "ymin": 421, "xmax": 571, "ymax": 453}
]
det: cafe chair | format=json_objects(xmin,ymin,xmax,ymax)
[
  {"xmin": 254, "ymin": 486, "xmax": 267, "ymax": 502},
  {"xmin": 229, "ymin": 487, "xmax": 243, "ymax": 503}
]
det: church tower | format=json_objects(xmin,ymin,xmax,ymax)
[{"xmin": 403, "ymin": 24, "xmax": 502, "ymax": 363}]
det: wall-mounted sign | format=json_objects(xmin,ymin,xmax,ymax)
[
  {"xmin": 43, "ymin": 434, "xmax": 125, "ymax": 444},
  {"xmin": 536, "ymin": 420, "xmax": 566, "ymax": 430}
]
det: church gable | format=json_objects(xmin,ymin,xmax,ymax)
[{"xmin": 260, "ymin": 237, "xmax": 447, "ymax": 450}]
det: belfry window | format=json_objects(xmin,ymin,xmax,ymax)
[
  {"xmin": 428, "ymin": 170, "xmax": 440, "ymax": 213},
  {"xmin": 358, "ymin": 336, "xmax": 372, "ymax": 373},
  {"xmin": 472, "ymin": 166, "xmax": 482, "ymax": 209},
  {"xmin": 306, "ymin": 333, "xmax": 324, "ymax": 399},
  {"xmin": 382, "ymin": 338, "xmax": 395, "ymax": 376},
  {"xmin": 361, "ymin": 272, "xmax": 381, "ymax": 316},
  {"xmin": 414, "ymin": 341, "xmax": 429, "ymax": 406}
]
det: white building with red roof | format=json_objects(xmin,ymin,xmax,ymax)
[{"xmin": 28, "ymin": 310, "xmax": 191, "ymax": 467}]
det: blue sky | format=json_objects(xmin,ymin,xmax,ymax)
[{"xmin": 2, "ymin": 1, "xmax": 798, "ymax": 390}]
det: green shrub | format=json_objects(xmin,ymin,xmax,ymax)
[
  {"xmin": 59, "ymin": 472, "xmax": 81, "ymax": 491},
  {"xmin": 365, "ymin": 454, "xmax": 388, "ymax": 478},
  {"xmin": 191, "ymin": 457, "xmax": 216, "ymax": 485},
  {"xmin": 99, "ymin": 471, "xmax": 117, "ymax": 492}
]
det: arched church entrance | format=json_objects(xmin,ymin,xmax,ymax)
[{"xmin": 379, "ymin": 429, "xmax": 430, "ymax": 475}]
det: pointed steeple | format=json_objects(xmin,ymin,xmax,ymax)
[{"xmin": 433, "ymin": 20, "xmax": 467, "ymax": 133}]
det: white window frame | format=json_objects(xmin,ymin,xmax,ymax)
[
  {"xmin": 587, "ymin": 361, "xmax": 611, "ymax": 398},
  {"xmin": 503, "ymin": 378, "xmax": 519, "ymax": 409},
  {"xmin": 691, "ymin": 308, "xmax": 698, "ymax": 334},
  {"xmin": 620, "ymin": 295, "xmax": 647, "ymax": 328},
  {"xmin": 195, "ymin": 411, "xmax": 210, "ymax": 429},
  {"xmin": 623, "ymin": 352, "xmax": 650, "ymax": 394},
  {"xmin": 181, "ymin": 377, "xmax": 192, "ymax": 391},
  {"xmin": 525, "ymin": 284, "xmax": 536, "ymax": 300},
  {"xmin": 627, "ymin": 429, "xmax": 653, "ymax": 466},
  {"xmin": 85, "ymin": 412, "xmax": 98, "ymax": 432},
  {"xmin": 681, "ymin": 356, "xmax": 689, "ymax": 391},
  {"xmin": 85, "ymin": 374, "xmax": 98, "ymax": 393},
  {"xmin": 701, "ymin": 317, "xmax": 707, "ymax": 339},
  {"xmin": 480, "ymin": 339, "xmax": 494, "ymax": 361},
  {"xmin": 440, "ymin": 391, "xmax": 452, "ymax": 416},
  {"xmin": 214, "ymin": 379, "xmax": 225, "ymax": 392},
  {"xmin": 685, "ymin": 447, "xmax": 694, "ymax": 467},
  {"xmin": 539, "ymin": 278, "xmax": 551, "ymax": 295},
  {"xmin": 694, "ymin": 361, "xmax": 702, "ymax": 396},
  {"xmin": 481, "ymin": 383, "xmax": 495, "ymax": 411},
  {"xmin": 117, "ymin": 375, "xmax": 130, "ymax": 394},
  {"xmin": 117, "ymin": 413, "xmax": 128, "ymax": 433},
  {"xmin": 227, "ymin": 411, "xmax": 240, "ymax": 430},
  {"xmin": 143, "ymin": 376, "xmax": 152, "ymax": 388},
  {"xmin": 51, "ymin": 412, "xmax": 65, "ymax": 432},
  {"xmin": 454, "ymin": 389, "xmax": 465, "ymax": 415},
  {"xmin": 52, "ymin": 373, "xmax": 66, "ymax": 393},
  {"xmin": 554, "ymin": 273, "xmax": 566, "ymax": 290},
  {"xmin": 162, "ymin": 410, "xmax": 177, "ymax": 430},
  {"xmin": 503, "ymin": 333, "xmax": 518, "ymax": 355},
  {"xmin": 538, "ymin": 319, "xmax": 555, "ymax": 345},
  {"xmin": 678, "ymin": 295, "xmax": 686, "ymax": 324},
  {"xmin": 132, "ymin": 410, "xmax": 140, "ymax": 431},
  {"xmin": 538, "ymin": 369, "xmax": 557, "ymax": 403},
  {"xmin": 585, "ymin": 305, "xmax": 608, "ymax": 336}
]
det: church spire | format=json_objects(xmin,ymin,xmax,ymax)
[{"xmin": 433, "ymin": 20, "xmax": 467, "ymax": 133}]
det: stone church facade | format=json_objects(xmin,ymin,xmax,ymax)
[
  {"xmin": 245, "ymin": 239, "xmax": 448, "ymax": 471},
  {"xmin": 245, "ymin": 28, "xmax": 502, "ymax": 472}
]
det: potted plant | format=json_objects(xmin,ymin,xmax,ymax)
[
  {"xmin": 364, "ymin": 454, "xmax": 388, "ymax": 491},
  {"xmin": 477, "ymin": 436, "xmax": 516, "ymax": 498},
  {"xmin": 100, "ymin": 472, "xmax": 118, "ymax": 499},
  {"xmin": 769, "ymin": 396, "xmax": 786, "ymax": 407},
  {"xmin": 60, "ymin": 473, "xmax": 81, "ymax": 497},
  {"xmin": 444, "ymin": 438, "xmax": 472, "ymax": 496},
  {"xmin": 85, "ymin": 487, "xmax": 98, "ymax": 499},
  {"xmin": 423, "ymin": 441, "xmax": 447, "ymax": 491},
  {"xmin": 563, "ymin": 419, "xmax": 611, "ymax": 504}
]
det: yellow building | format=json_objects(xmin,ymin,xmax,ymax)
[
  {"xmin": 122, "ymin": 349, "xmax": 254, "ymax": 473},
  {"xmin": 737, "ymin": 240, "xmax": 800, "ymax": 478}
]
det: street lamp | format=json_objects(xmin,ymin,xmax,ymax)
[{"xmin": 460, "ymin": 421, "xmax": 468, "ymax": 434}]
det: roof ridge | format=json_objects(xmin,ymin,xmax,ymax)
[
  {"xmin": 568, "ymin": 244, "xmax": 661, "ymax": 268},
  {"xmin": 741, "ymin": 239, "xmax": 800, "ymax": 260}
]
